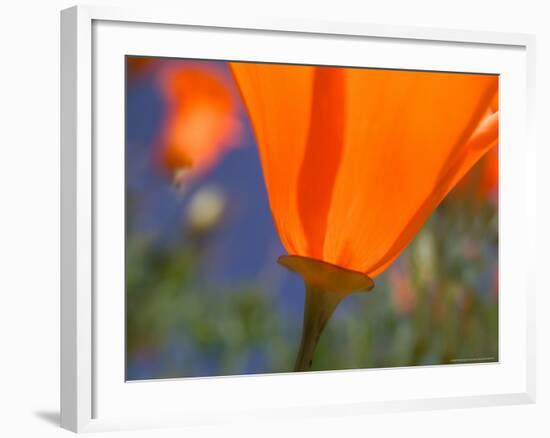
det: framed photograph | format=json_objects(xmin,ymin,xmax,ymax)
[{"xmin": 60, "ymin": 5, "xmax": 536, "ymax": 433}]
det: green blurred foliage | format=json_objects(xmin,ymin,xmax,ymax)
[{"xmin": 126, "ymin": 187, "xmax": 498, "ymax": 379}]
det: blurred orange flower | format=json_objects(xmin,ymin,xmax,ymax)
[
  {"xmin": 479, "ymin": 146, "xmax": 499, "ymax": 202},
  {"xmin": 231, "ymin": 63, "xmax": 498, "ymax": 278},
  {"xmin": 389, "ymin": 263, "xmax": 416, "ymax": 314},
  {"xmin": 451, "ymin": 92, "xmax": 499, "ymax": 204},
  {"xmin": 127, "ymin": 56, "xmax": 156, "ymax": 82},
  {"xmin": 158, "ymin": 66, "xmax": 242, "ymax": 184}
]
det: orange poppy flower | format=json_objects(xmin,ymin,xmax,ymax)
[
  {"xmin": 158, "ymin": 66, "xmax": 242, "ymax": 185},
  {"xmin": 231, "ymin": 63, "xmax": 498, "ymax": 277},
  {"xmin": 231, "ymin": 62, "xmax": 498, "ymax": 371}
]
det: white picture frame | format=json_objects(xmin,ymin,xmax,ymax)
[{"xmin": 60, "ymin": 4, "xmax": 536, "ymax": 433}]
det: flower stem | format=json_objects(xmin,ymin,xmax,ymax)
[
  {"xmin": 294, "ymin": 283, "xmax": 348, "ymax": 371},
  {"xmin": 277, "ymin": 255, "xmax": 374, "ymax": 372}
]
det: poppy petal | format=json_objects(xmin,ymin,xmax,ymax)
[
  {"xmin": 322, "ymin": 69, "xmax": 498, "ymax": 275},
  {"xmin": 230, "ymin": 63, "xmax": 315, "ymax": 254}
]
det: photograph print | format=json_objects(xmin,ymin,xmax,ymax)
[{"xmin": 125, "ymin": 56, "xmax": 499, "ymax": 380}]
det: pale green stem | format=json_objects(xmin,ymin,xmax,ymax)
[{"xmin": 294, "ymin": 283, "xmax": 348, "ymax": 372}]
